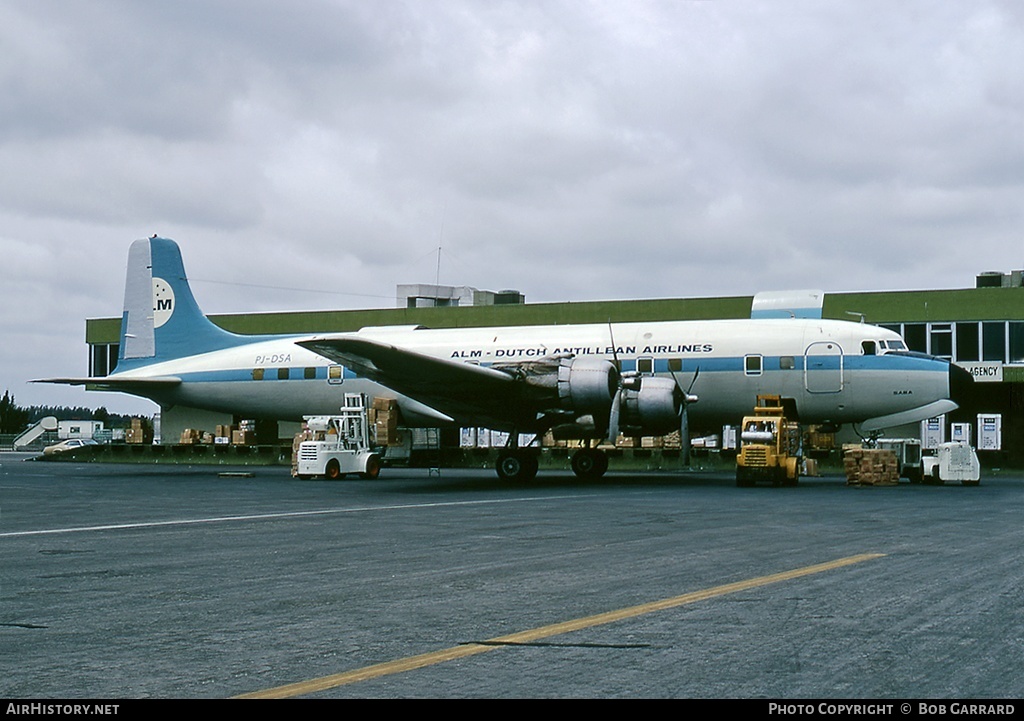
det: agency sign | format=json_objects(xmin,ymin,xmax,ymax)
[{"xmin": 957, "ymin": 361, "xmax": 1003, "ymax": 383}]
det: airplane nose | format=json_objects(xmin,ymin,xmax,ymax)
[{"xmin": 949, "ymin": 362, "xmax": 974, "ymax": 409}]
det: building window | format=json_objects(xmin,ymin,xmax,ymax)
[
  {"xmin": 956, "ymin": 323, "xmax": 979, "ymax": 362},
  {"xmin": 1010, "ymin": 322, "xmax": 1024, "ymax": 364},
  {"xmin": 91, "ymin": 345, "xmax": 108, "ymax": 377},
  {"xmin": 89, "ymin": 343, "xmax": 120, "ymax": 377},
  {"xmin": 904, "ymin": 324, "xmax": 927, "ymax": 353},
  {"xmin": 983, "ymin": 322, "xmax": 1005, "ymax": 362},
  {"xmin": 930, "ymin": 324, "xmax": 952, "ymax": 359}
]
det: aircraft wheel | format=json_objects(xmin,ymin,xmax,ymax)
[
  {"xmin": 325, "ymin": 459, "xmax": 343, "ymax": 480},
  {"xmin": 496, "ymin": 451, "xmax": 538, "ymax": 482},
  {"xmin": 360, "ymin": 455, "xmax": 382, "ymax": 480},
  {"xmin": 571, "ymin": 448, "xmax": 608, "ymax": 480}
]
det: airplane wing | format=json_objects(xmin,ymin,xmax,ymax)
[{"xmin": 296, "ymin": 336, "xmax": 537, "ymax": 429}]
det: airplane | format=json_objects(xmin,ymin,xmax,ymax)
[{"xmin": 37, "ymin": 236, "xmax": 973, "ymax": 482}]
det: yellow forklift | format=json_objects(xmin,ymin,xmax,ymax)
[{"xmin": 736, "ymin": 395, "xmax": 802, "ymax": 487}]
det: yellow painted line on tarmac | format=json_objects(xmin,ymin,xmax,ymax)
[{"xmin": 236, "ymin": 552, "xmax": 885, "ymax": 699}]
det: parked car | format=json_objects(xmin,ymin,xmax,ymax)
[{"xmin": 43, "ymin": 438, "xmax": 100, "ymax": 455}]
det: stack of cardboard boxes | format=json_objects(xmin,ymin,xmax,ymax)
[
  {"xmin": 179, "ymin": 428, "xmax": 203, "ymax": 445},
  {"xmin": 369, "ymin": 397, "xmax": 399, "ymax": 446},
  {"xmin": 214, "ymin": 424, "xmax": 234, "ymax": 445},
  {"xmin": 232, "ymin": 420, "xmax": 257, "ymax": 446},
  {"xmin": 125, "ymin": 417, "xmax": 148, "ymax": 444},
  {"xmin": 175, "ymin": 421, "xmax": 258, "ymax": 446},
  {"xmin": 662, "ymin": 430, "xmax": 683, "ymax": 450},
  {"xmin": 843, "ymin": 446, "xmax": 900, "ymax": 486}
]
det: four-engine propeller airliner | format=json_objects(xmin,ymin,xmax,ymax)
[{"xmin": 37, "ymin": 236, "xmax": 972, "ymax": 481}]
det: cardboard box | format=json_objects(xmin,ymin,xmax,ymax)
[{"xmin": 232, "ymin": 430, "xmax": 256, "ymax": 446}]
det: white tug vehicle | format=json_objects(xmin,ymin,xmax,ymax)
[
  {"xmin": 296, "ymin": 394, "xmax": 382, "ymax": 480},
  {"xmin": 921, "ymin": 440, "xmax": 981, "ymax": 486}
]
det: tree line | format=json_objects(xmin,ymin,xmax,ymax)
[{"xmin": 0, "ymin": 389, "xmax": 145, "ymax": 434}]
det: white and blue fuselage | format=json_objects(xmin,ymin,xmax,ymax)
[{"xmin": 41, "ymin": 237, "xmax": 970, "ymax": 439}]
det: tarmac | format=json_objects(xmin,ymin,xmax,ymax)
[{"xmin": 2, "ymin": 452, "xmax": 1023, "ymax": 700}]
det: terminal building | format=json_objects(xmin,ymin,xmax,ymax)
[{"xmin": 83, "ymin": 273, "xmax": 1024, "ymax": 466}]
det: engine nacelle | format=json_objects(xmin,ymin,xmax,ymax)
[
  {"xmin": 557, "ymin": 356, "xmax": 619, "ymax": 413},
  {"xmin": 521, "ymin": 356, "xmax": 680, "ymax": 438},
  {"xmin": 619, "ymin": 376, "xmax": 681, "ymax": 436}
]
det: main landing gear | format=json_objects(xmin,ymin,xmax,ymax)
[
  {"xmin": 493, "ymin": 439, "xmax": 611, "ymax": 482},
  {"xmin": 495, "ymin": 448, "xmax": 540, "ymax": 482},
  {"xmin": 570, "ymin": 447, "xmax": 608, "ymax": 480}
]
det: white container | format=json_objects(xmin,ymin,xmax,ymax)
[{"xmin": 977, "ymin": 414, "xmax": 1002, "ymax": 451}]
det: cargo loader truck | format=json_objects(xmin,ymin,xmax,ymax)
[{"xmin": 736, "ymin": 395, "xmax": 802, "ymax": 487}]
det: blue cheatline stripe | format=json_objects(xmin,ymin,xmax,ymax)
[
  {"xmin": 162, "ymin": 366, "xmax": 359, "ymax": 383},
  {"xmin": 147, "ymin": 353, "xmax": 944, "ymax": 386}
]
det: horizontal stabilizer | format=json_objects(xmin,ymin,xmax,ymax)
[
  {"xmin": 859, "ymin": 399, "xmax": 958, "ymax": 432},
  {"xmin": 32, "ymin": 376, "xmax": 182, "ymax": 391}
]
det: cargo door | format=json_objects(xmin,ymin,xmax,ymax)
[{"xmin": 804, "ymin": 341, "xmax": 843, "ymax": 393}]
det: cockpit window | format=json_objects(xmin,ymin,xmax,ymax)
[
  {"xmin": 875, "ymin": 339, "xmax": 909, "ymax": 354},
  {"xmin": 862, "ymin": 341, "xmax": 876, "ymax": 356}
]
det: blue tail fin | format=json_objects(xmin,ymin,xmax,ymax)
[{"xmin": 117, "ymin": 237, "xmax": 247, "ymax": 370}]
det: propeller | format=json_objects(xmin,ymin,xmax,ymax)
[
  {"xmin": 603, "ymin": 321, "xmax": 701, "ymax": 461},
  {"xmin": 670, "ymin": 367, "xmax": 700, "ymax": 465}
]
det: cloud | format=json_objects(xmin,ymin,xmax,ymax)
[{"xmin": 1, "ymin": 0, "xmax": 1022, "ymax": 412}]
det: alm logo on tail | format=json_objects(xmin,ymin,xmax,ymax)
[{"xmin": 153, "ymin": 278, "xmax": 175, "ymax": 328}]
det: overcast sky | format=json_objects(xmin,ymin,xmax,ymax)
[{"xmin": 2, "ymin": 1, "xmax": 1022, "ymax": 414}]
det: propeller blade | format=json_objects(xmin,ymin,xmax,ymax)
[
  {"xmin": 604, "ymin": 319, "xmax": 624, "ymax": 444},
  {"xmin": 670, "ymin": 366, "xmax": 699, "ymax": 466},
  {"xmin": 607, "ymin": 389, "xmax": 621, "ymax": 444},
  {"xmin": 681, "ymin": 402, "xmax": 690, "ymax": 466},
  {"xmin": 607, "ymin": 320, "xmax": 621, "ymax": 371}
]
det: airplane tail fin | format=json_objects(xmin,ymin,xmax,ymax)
[{"xmin": 116, "ymin": 237, "xmax": 246, "ymax": 370}]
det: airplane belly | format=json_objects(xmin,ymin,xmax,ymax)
[
  {"xmin": 169, "ymin": 378, "xmax": 450, "ymax": 426},
  {"xmin": 174, "ymin": 381, "xmax": 354, "ymax": 419}
]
